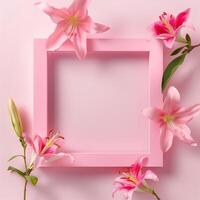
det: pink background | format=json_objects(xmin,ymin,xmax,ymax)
[
  {"xmin": 51, "ymin": 52, "xmax": 149, "ymax": 154},
  {"xmin": 1, "ymin": 0, "xmax": 200, "ymax": 199}
]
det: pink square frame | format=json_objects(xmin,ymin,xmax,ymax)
[{"xmin": 34, "ymin": 38, "xmax": 163, "ymax": 167}]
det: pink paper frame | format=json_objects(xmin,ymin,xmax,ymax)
[{"xmin": 34, "ymin": 38, "xmax": 163, "ymax": 167}]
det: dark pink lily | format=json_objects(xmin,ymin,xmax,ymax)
[
  {"xmin": 151, "ymin": 8, "xmax": 191, "ymax": 48},
  {"xmin": 113, "ymin": 157, "xmax": 159, "ymax": 200}
]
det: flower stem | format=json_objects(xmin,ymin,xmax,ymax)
[
  {"xmin": 20, "ymin": 137, "xmax": 29, "ymax": 200},
  {"xmin": 191, "ymin": 43, "xmax": 200, "ymax": 50},
  {"xmin": 24, "ymin": 180, "xmax": 28, "ymax": 200},
  {"xmin": 23, "ymin": 146, "xmax": 28, "ymax": 171},
  {"xmin": 141, "ymin": 183, "xmax": 161, "ymax": 200},
  {"xmin": 152, "ymin": 190, "xmax": 160, "ymax": 200}
]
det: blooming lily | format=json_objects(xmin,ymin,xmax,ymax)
[
  {"xmin": 24, "ymin": 130, "xmax": 73, "ymax": 168},
  {"xmin": 112, "ymin": 157, "xmax": 159, "ymax": 200},
  {"xmin": 151, "ymin": 8, "xmax": 191, "ymax": 48},
  {"xmin": 36, "ymin": 0, "xmax": 110, "ymax": 59},
  {"xmin": 143, "ymin": 86, "xmax": 200, "ymax": 152}
]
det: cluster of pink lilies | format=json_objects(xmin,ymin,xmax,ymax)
[{"xmin": 8, "ymin": 1, "xmax": 200, "ymax": 200}]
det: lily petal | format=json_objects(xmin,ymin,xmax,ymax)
[
  {"xmin": 73, "ymin": 30, "xmax": 87, "ymax": 59},
  {"xmin": 160, "ymin": 126, "xmax": 174, "ymax": 152},
  {"xmin": 143, "ymin": 107, "xmax": 162, "ymax": 123},
  {"xmin": 23, "ymin": 132, "xmax": 34, "ymax": 148},
  {"xmin": 38, "ymin": 153, "xmax": 74, "ymax": 167},
  {"xmin": 175, "ymin": 8, "xmax": 190, "ymax": 28},
  {"xmin": 144, "ymin": 170, "xmax": 159, "ymax": 182},
  {"xmin": 152, "ymin": 22, "xmax": 169, "ymax": 35},
  {"xmin": 69, "ymin": 0, "xmax": 90, "ymax": 17},
  {"xmin": 125, "ymin": 189, "xmax": 134, "ymax": 200},
  {"xmin": 45, "ymin": 145, "xmax": 58, "ymax": 154},
  {"xmin": 33, "ymin": 135, "xmax": 45, "ymax": 154},
  {"xmin": 163, "ymin": 86, "xmax": 181, "ymax": 113},
  {"xmin": 138, "ymin": 156, "xmax": 148, "ymax": 167},
  {"xmin": 175, "ymin": 104, "xmax": 200, "ymax": 123},
  {"xmin": 47, "ymin": 22, "xmax": 68, "ymax": 51},
  {"xmin": 33, "ymin": 155, "xmax": 43, "ymax": 168},
  {"xmin": 155, "ymin": 33, "xmax": 176, "ymax": 40},
  {"xmin": 79, "ymin": 16, "xmax": 110, "ymax": 34},
  {"xmin": 130, "ymin": 156, "xmax": 148, "ymax": 179},
  {"xmin": 169, "ymin": 14, "xmax": 177, "ymax": 29},
  {"xmin": 112, "ymin": 187, "xmax": 119, "ymax": 198},
  {"xmin": 163, "ymin": 37, "xmax": 176, "ymax": 48},
  {"xmin": 114, "ymin": 177, "xmax": 135, "ymax": 187},
  {"xmin": 112, "ymin": 184, "xmax": 134, "ymax": 199},
  {"xmin": 175, "ymin": 125, "xmax": 197, "ymax": 146},
  {"xmin": 35, "ymin": 1, "xmax": 67, "ymax": 23},
  {"xmin": 90, "ymin": 22, "xmax": 110, "ymax": 34}
]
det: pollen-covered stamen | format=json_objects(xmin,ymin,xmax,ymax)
[
  {"xmin": 163, "ymin": 115, "xmax": 176, "ymax": 129},
  {"xmin": 69, "ymin": 16, "xmax": 79, "ymax": 26},
  {"xmin": 41, "ymin": 133, "xmax": 64, "ymax": 155},
  {"xmin": 163, "ymin": 115, "xmax": 174, "ymax": 123},
  {"xmin": 123, "ymin": 173, "xmax": 140, "ymax": 185},
  {"xmin": 159, "ymin": 13, "xmax": 175, "ymax": 34},
  {"xmin": 66, "ymin": 16, "xmax": 79, "ymax": 39}
]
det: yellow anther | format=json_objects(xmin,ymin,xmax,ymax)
[
  {"xmin": 69, "ymin": 16, "xmax": 78, "ymax": 26},
  {"xmin": 163, "ymin": 115, "xmax": 174, "ymax": 123}
]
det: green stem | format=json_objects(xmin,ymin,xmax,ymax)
[
  {"xmin": 190, "ymin": 43, "xmax": 200, "ymax": 50},
  {"xmin": 24, "ymin": 180, "xmax": 28, "ymax": 200},
  {"xmin": 141, "ymin": 183, "xmax": 161, "ymax": 200},
  {"xmin": 152, "ymin": 190, "xmax": 160, "ymax": 200},
  {"xmin": 21, "ymin": 138, "xmax": 29, "ymax": 200},
  {"xmin": 184, "ymin": 43, "xmax": 200, "ymax": 55},
  {"xmin": 19, "ymin": 137, "xmax": 35, "ymax": 200},
  {"xmin": 23, "ymin": 146, "xmax": 28, "ymax": 171}
]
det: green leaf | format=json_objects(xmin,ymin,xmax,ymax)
[
  {"xmin": 25, "ymin": 175, "xmax": 38, "ymax": 186},
  {"xmin": 8, "ymin": 155, "xmax": 24, "ymax": 162},
  {"xmin": 162, "ymin": 54, "xmax": 186, "ymax": 91},
  {"xmin": 185, "ymin": 34, "xmax": 191, "ymax": 46},
  {"xmin": 171, "ymin": 46, "xmax": 185, "ymax": 56},
  {"xmin": 8, "ymin": 166, "xmax": 25, "ymax": 178}
]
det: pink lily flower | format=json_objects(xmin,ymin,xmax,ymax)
[
  {"xmin": 36, "ymin": 0, "xmax": 110, "ymax": 59},
  {"xmin": 113, "ymin": 157, "xmax": 159, "ymax": 200},
  {"xmin": 24, "ymin": 130, "xmax": 73, "ymax": 168},
  {"xmin": 151, "ymin": 8, "xmax": 191, "ymax": 48},
  {"xmin": 143, "ymin": 86, "xmax": 200, "ymax": 152}
]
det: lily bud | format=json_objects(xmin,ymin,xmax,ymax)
[{"xmin": 8, "ymin": 99, "xmax": 23, "ymax": 138}]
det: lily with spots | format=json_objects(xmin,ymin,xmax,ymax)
[
  {"xmin": 143, "ymin": 86, "xmax": 200, "ymax": 152},
  {"xmin": 151, "ymin": 8, "xmax": 191, "ymax": 48},
  {"xmin": 112, "ymin": 157, "xmax": 160, "ymax": 200}
]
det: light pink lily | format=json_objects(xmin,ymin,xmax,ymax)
[
  {"xmin": 24, "ymin": 130, "xmax": 73, "ymax": 168},
  {"xmin": 143, "ymin": 86, "xmax": 200, "ymax": 152},
  {"xmin": 35, "ymin": 0, "xmax": 110, "ymax": 59},
  {"xmin": 113, "ymin": 157, "xmax": 159, "ymax": 200},
  {"xmin": 151, "ymin": 8, "xmax": 191, "ymax": 48}
]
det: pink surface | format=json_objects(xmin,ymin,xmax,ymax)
[
  {"xmin": 1, "ymin": 0, "xmax": 200, "ymax": 199},
  {"xmin": 34, "ymin": 39, "xmax": 163, "ymax": 167}
]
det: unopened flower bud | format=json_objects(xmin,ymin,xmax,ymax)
[{"xmin": 8, "ymin": 99, "xmax": 23, "ymax": 137}]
